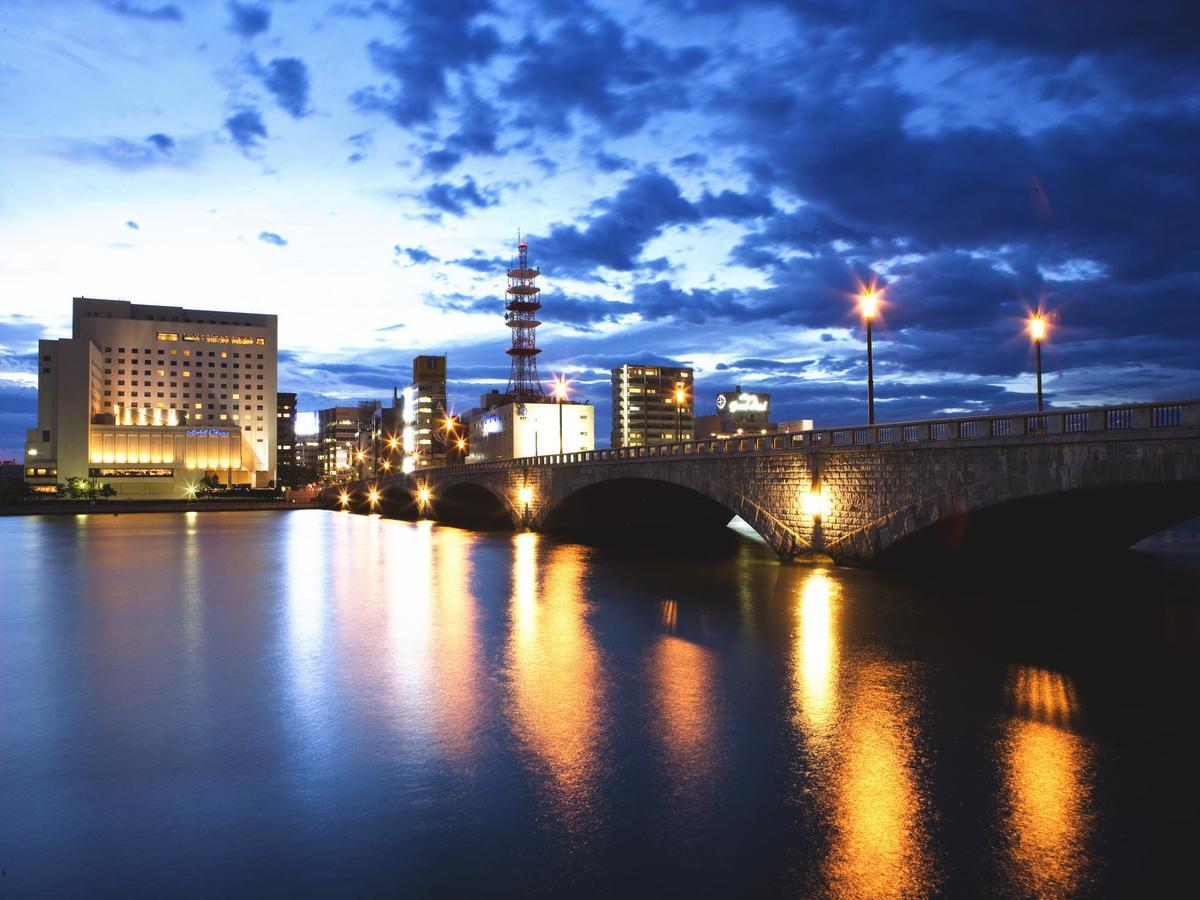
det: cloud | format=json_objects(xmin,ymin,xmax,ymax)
[
  {"xmin": 536, "ymin": 169, "xmax": 773, "ymax": 276},
  {"xmin": 258, "ymin": 231, "xmax": 287, "ymax": 246},
  {"xmin": 345, "ymin": 131, "xmax": 372, "ymax": 164},
  {"xmin": 227, "ymin": 1, "xmax": 269, "ymax": 37},
  {"xmin": 350, "ymin": 0, "xmax": 500, "ymax": 127},
  {"xmin": 395, "ymin": 245, "xmax": 438, "ymax": 264},
  {"xmin": 225, "ymin": 108, "xmax": 267, "ymax": 150},
  {"xmin": 55, "ymin": 133, "xmax": 184, "ymax": 170},
  {"xmin": 125, "ymin": 220, "xmax": 139, "ymax": 230},
  {"xmin": 255, "ymin": 57, "xmax": 310, "ymax": 118},
  {"xmin": 99, "ymin": 1, "xmax": 182, "ymax": 21},
  {"xmin": 420, "ymin": 176, "xmax": 496, "ymax": 217}
]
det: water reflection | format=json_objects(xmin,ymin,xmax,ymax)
[
  {"xmin": 828, "ymin": 660, "xmax": 932, "ymax": 899},
  {"xmin": 788, "ymin": 569, "xmax": 934, "ymax": 898},
  {"xmin": 648, "ymin": 633, "xmax": 718, "ymax": 818},
  {"xmin": 507, "ymin": 533, "xmax": 607, "ymax": 829},
  {"xmin": 1000, "ymin": 667, "xmax": 1094, "ymax": 898}
]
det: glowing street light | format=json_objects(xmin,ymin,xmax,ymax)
[
  {"xmin": 418, "ymin": 486, "xmax": 431, "ymax": 506},
  {"xmin": 860, "ymin": 287, "xmax": 880, "ymax": 425},
  {"xmin": 552, "ymin": 374, "xmax": 570, "ymax": 454},
  {"xmin": 338, "ymin": 490, "xmax": 350, "ymax": 508},
  {"xmin": 367, "ymin": 486, "xmax": 381, "ymax": 508},
  {"xmin": 1029, "ymin": 313, "xmax": 1048, "ymax": 412},
  {"xmin": 674, "ymin": 384, "xmax": 688, "ymax": 441}
]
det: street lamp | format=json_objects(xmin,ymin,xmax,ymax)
[
  {"xmin": 674, "ymin": 385, "xmax": 687, "ymax": 441},
  {"xmin": 552, "ymin": 375, "xmax": 569, "ymax": 454},
  {"xmin": 1029, "ymin": 313, "xmax": 1048, "ymax": 412},
  {"xmin": 860, "ymin": 288, "xmax": 879, "ymax": 425}
]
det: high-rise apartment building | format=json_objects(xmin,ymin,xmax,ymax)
[
  {"xmin": 610, "ymin": 364, "xmax": 693, "ymax": 447},
  {"xmin": 276, "ymin": 392, "xmax": 297, "ymax": 469},
  {"xmin": 23, "ymin": 297, "xmax": 277, "ymax": 496},
  {"xmin": 400, "ymin": 355, "xmax": 448, "ymax": 470}
]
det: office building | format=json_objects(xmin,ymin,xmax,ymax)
[
  {"xmin": 317, "ymin": 402, "xmax": 377, "ymax": 480},
  {"xmin": 277, "ymin": 392, "xmax": 297, "ymax": 468},
  {"xmin": 399, "ymin": 355, "xmax": 449, "ymax": 470},
  {"xmin": 465, "ymin": 400, "xmax": 594, "ymax": 462},
  {"xmin": 24, "ymin": 297, "xmax": 277, "ymax": 496},
  {"xmin": 610, "ymin": 364, "xmax": 693, "ymax": 447}
]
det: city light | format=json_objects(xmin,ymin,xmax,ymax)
[
  {"xmin": 387, "ymin": 436, "xmax": 399, "ymax": 450},
  {"xmin": 367, "ymin": 487, "xmax": 380, "ymax": 507},
  {"xmin": 418, "ymin": 486, "xmax": 431, "ymax": 505},
  {"xmin": 1029, "ymin": 312, "xmax": 1049, "ymax": 411},
  {"xmin": 858, "ymin": 282, "xmax": 883, "ymax": 425},
  {"xmin": 355, "ymin": 450, "xmax": 366, "ymax": 462},
  {"xmin": 860, "ymin": 288, "xmax": 879, "ymax": 320},
  {"xmin": 184, "ymin": 482, "xmax": 197, "ymax": 498},
  {"xmin": 338, "ymin": 490, "xmax": 350, "ymax": 507},
  {"xmin": 380, "ymin": 459, "xmax": 391, "ymax": 471},
  {"xmin": 518, "ymin": 485, "xmax": 533, "ymax": 506},
  {"xmin": 552, "ymin": 375, "xmax": 570, "ymax": 401}
]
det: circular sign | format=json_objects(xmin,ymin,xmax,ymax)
[{"xmin": 716, "ymin": 395, "xmax": 727, "ymax": 410}]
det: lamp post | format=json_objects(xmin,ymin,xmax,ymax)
[
  {"xmin": 1029, "ymin": 313, "xmax": 1047, "ymax": 412},
  {"xmin": 860, "ymin": 289, "xmax": 878, "ymax": 425},
  {"xmin": 552, "ymin": 375, "xmax": 569, "ymax": 455},
  {"xmin": 674, "ymin": 385, "xmax": 688, "ymax": 441}
]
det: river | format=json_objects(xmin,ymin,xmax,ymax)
[{"xmin": 1, "ymin": 510, "xmax": 1197, "ymax": 897}]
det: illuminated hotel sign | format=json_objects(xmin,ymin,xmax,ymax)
[
  {"xmin": 181, "ymin": 334, "xmax": 266, "ymax": 346},
  {"xmin": 717, "ymin": 392, "xmax": 769, "ymax": 414},
  {"xmin": 186, "ymin": 428, "xmax": 229, "ymax": 437}
]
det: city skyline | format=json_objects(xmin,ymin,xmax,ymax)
[{"xmin": 4, "ymin": 0, "xmax": 1200, "ymax": 459}]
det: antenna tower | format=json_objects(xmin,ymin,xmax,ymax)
[{"xmin": 503, "ymin": 232, "xmax": 545, "ymax": 400}]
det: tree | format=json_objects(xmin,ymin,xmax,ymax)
[
  {"xmin": 99, "ymin": 483, "xmax": 116, "ymax": 499},
  {"xmin": 276, "ymin": 463, "xmax": 319, "ymax": 490}
]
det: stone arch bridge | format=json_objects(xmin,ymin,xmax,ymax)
[{"xmin": 318, "ymin": 400, "xmax": 1200, "ymax": 565}]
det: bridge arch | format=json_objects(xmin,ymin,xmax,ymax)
[
  {"xmin": 429, "ymin": 479, "xmax": 520, "ymax": 529},
  {"xmin": 533, "ymin": 469, "xmax": 809, "ymax": 557}
]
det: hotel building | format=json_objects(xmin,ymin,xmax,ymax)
[
  {"xmin": 24, "ymin": 297, "xmax": 277, "ymax": 496},
  {"xmin": 610, "ymin": 364, "xmax": 693, "ymax": 447}
]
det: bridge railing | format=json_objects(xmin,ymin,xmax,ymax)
[{"xmin": 420, "ymin": 399, "xmax": 1198, "ymax": 476}]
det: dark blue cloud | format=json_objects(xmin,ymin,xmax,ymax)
[
  {"xmin": 422, "ymin": 149, "xmax": 462, "ymax": 174},
  {"xmin": 125, "ymin": 220, "xmax": 139, "ymax": 230},
  {"xmin": 395, "ymin": 245, "xmax": 438, "ymax": 264},
  {"xmin": 421, "ymin": 177, "xmax": 496, "ymax": 217},
  {"xmin": 505, "ymin": 9, "xmax": 708, "ymax": 136},
  {"xmin": 227, "ymin": 1, "xmax": 269, "ymax": 37},
  {"xmin": 256, "ymin": 57, "xmax": 310, "ymax": 118},
  {"xmin": 258, "ymin": 231, "xmax": 287, "ymax": 246},
  {"xmin": 99, "ymin": 1, "xmax": 182, "ymax": 22},
  {"xmin": 536, "ymin": 169, "xmax": 773, "ymax": 276},
  {"xmin": 146, "ymin": 133, "xmax": 174, "ymax": 153},
  {"xmin": 351, "ymin": 0, "xmax": 500, "ymax": 127},
  {"xmin": 225, "ymin": 108, "xmax": 267, "ymax": 150}
]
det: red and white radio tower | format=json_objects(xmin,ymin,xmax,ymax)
[{"xmin": 503, "ymin": 232, "xmax": 546, "ymax": 400}]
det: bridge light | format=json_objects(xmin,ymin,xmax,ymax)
[
  {"xmin": 518, "ymin": 485, "xmax": 533, "ymax": 507},
  {"xmin": 802, "ymin": 486, "xmax": 830, "ymax": 519},
  {"xmin": 1029, "ymin": 312, "xmax": 1049, "ymax": 412},
  {"xmin": 338, "ymin": 490, "xmax": 350, "ymax": 507},
  {"xmin": 1029, "ymin": 314, "xmax": 1047, "ymax": 342},
  {"xmin": 368, "ymin": 487, "xmax": 380, "ymax": 507},
  {"xmin": 418, "ymin": 486, "xmax": 431, "ymax": 505},
  {"xmin": 859, "ymin": 289, "xmax": 879, "ymax": 320}
]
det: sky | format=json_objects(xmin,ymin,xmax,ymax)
[{"xmin": 2, "ymin": 0, "xmax": 1198, "ymax": 456}]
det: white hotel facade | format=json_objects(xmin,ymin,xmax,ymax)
[{"xmin": 24, "ymin": 297, "xmax": 277, "ymax": 497}]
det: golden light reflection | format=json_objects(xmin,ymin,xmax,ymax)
[
  {"xmin": 1001, "ymin": 667, "xmax": 1094, "ymax": 899},
  {"xmin": 827, "ymin": 661, "xmax": 933, "ymax": 899},
  {"xmin": 649, "ymin": 633, "xmax": 718, "ymax": 816},
  {"xmin": 507, "ymin": 534, "xmax": 606, "ymax": 829},
  {"xmin": 793, "ymin": 570, "xmax": 839, "ymax": 747},
  {"xmin": 659, "ymin": 598, "xmax": 678, "ymax": 632}
]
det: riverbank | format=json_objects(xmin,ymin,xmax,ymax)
[{"xmin": 0, "ymin": 496, "xmax": 316, "ymax": 516}]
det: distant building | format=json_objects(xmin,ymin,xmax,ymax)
[
  {"xmin": 611, "ymin": 364, "xmax": 693, "ymax": 447},
  {"xmin": 399, "ymin": 355, "xmax": 449, "ymax": 470},
  {"xmin": 24, "ymin": 297, "xmax": 277, "ymax": 496},
  {"xmin": 465, "ymin": 400, "xmax": 594, "ymax": 462},
  {"xmin": 276, "ymin": 392, "xmax": 297, "ymax": 468},
  {"xmin": 716, "ymin": 387, "xmax": 770, "ymax": 432},
  {"xmin": 295, "ymin": 436, "xmax": 320, "ymax": 473},
  {"xmin": 317, "ymin": 403, "xmax": 376, "ymax": 479}
]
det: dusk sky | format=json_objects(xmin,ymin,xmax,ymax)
[{"xmin": 2, "ymin": 0, "xmax": 1198, "ymax": 455}]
